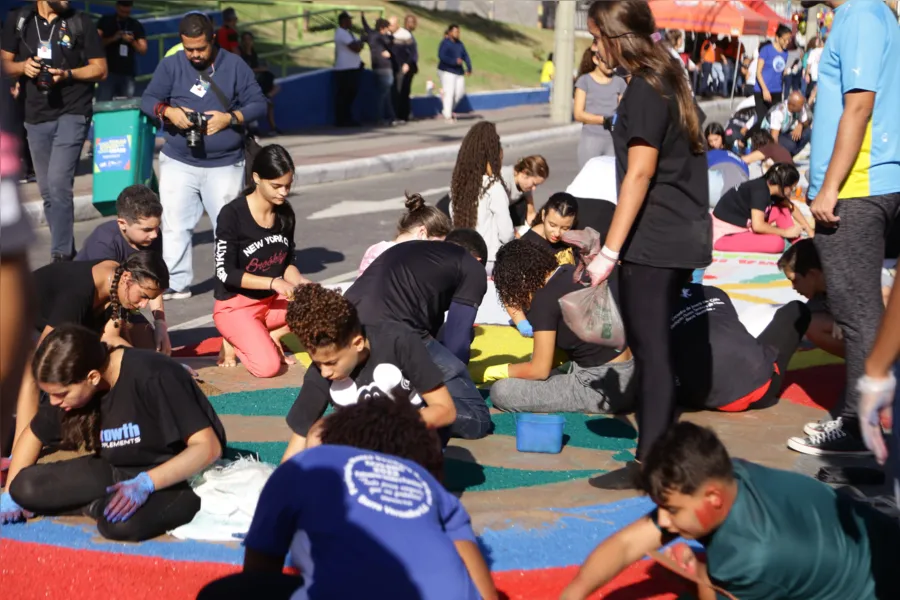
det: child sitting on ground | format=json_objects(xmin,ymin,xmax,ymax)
[
  {"xmin": 358, "ymin": 192, "xmax": 452, "ymax": 276},
  {"xmin": 280, "ymin": 284, "xmax": 457, "ymax": 462},
  {"xmin": 561, "ymin": 422, "xmax": 900, "ymax": 600},
  {"xmin": 76, "ymin": 184, "xmax": 170, "ymax": 354},
  {"xmin": 198, "ymin": 396, "xmax": 496, "ymax": 600}
]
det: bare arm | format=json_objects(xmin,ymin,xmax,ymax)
[
  {"xmin": 418, "ymin": 385, "xmax": 457, "ymax": 430},
  {"xmin": 145, "ymin": 427, "xmax": 221, "ymax": 491},
  {"xmin": 132, "ymin": 38, "xmax": 148, "ymax": 56},
  {"xmin": 243, "ymin": 547, "xmax": 290, "ymax": 574},
  {"xmin": 866, "ymin": 276, "xmax": 900, "ymax": 379},
  {"xmin": 741, "ymin": 150, "xmax": 766, "ymax": 164},
  {"xmin": 573, "ymin": 88, "xmax": 606, "ymax": 126},
  {"xmin": 280, "ymin": 433, "xmax": 307, "ymax": 464},
  {"xmin": 604, "ymin": 143, "xmax": 658, "ymax": 252},
  {"xmin": 50, "ymin": 57, "xmax": 108, "ymax": 83},
  {"xmin": 506, "ymin": 306, "xmax": 527, "ymax": 325},
  {"xmin": 455, "ymin": 540, "xmax": 498, "ymax": 600},
  {"xmin": 756, "ymin": 58, "xmax": 768, "ymax": 94},
  {"xmin": 561, "ymin": 516, "xmax": 664, "ymax": 599},
  {"xmin": 508, "ymin": 330, "xmax": 557, "ymax": 381},
  {"xmin": 0, "ymin": 50, "xmax": 32, "ymax": 78},
  {"xmin": 5, "ymin": 426, "xmax": 44, "ymax": 490},
  {"xmin": 0, "ymin": 254, "xmax": 34, "ymax": 453},
  {"xmin": 282, "ymin": 265, "xmax": 312, "ymax": 286},
  {"xmin": 750, "ymin": 208, "xmax": 797, "ymax": 238},
  {"xmin": 807, "ymin": 312, "xmax": 845, "ymax": 358}
]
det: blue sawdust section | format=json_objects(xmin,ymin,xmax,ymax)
[{"xmin": 219, "ymin": 390, "xmax": 635, "ymax": 492}]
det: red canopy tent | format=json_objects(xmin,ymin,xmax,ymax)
[
  {"xmin": 648, "ymin": 0, "xmax": 772, "ymax": 37},
  {"xmin": 741, "ymin": 0, "xmax": 793, "ymax": 36}
]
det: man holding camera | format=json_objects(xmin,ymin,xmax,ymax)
[
  {"xmin": 1, "ymin": 0, "xmax": 107, "ymax": 262},
  {"xmin": 96, "ymin": 0, "xmax": 146, "ymax": 101},
  {"xmin": 141, "ymin": 13, "xmax": 266, "ymax": 300}
]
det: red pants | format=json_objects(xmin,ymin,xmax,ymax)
[{"xmin": 213, "ymin": 293, "xmax": 288, "ymax": 378}]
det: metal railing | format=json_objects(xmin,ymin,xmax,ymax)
[{"xmin": 127, "ymin": 4, "xmax": 382, "ymax": 82}]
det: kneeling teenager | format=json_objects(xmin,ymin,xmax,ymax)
[
  {"xmin": 1, "ymin": 326, "xmax": 226, "ymax": 541},
  {"xmin": 200, "ymin": 396, "xmax": 496, "ymax": 600},
  {"xmin": 561, "ymin": 422, "xmax": 900, "ymax": 600},
  {"xmin": 488, "ymin": 239, "xmax": 635, "ymax": 414},
  {"xmin": 281, "ymin": 284, "xmax": 457, "ymax": 462}
]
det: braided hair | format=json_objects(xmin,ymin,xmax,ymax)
[
  {"xmin": 450, "ymin": 121, "xmax": 506, "ymax": 228},
  {"xmin": 108, "ymin": 251, "xmax": 170, "ymax": 328}
]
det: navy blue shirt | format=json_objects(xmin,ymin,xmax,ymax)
[
  {"xmin": 76, "ymin": 220, "xmax": 162, "ymax": 263},
  {"xmin": 437, "ymin": 38, "xmax": 471, "ymax": 75},
  {"xmin": 141, "ymin": 48, "xmax": 267, "ymax": 167}
]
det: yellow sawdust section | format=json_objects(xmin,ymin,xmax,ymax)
[
  {"xmin": 717, "ymin": 280, "xmax": 792, "ymax": 305},
  {"xmin": 281, "ymin": 326, "xmax": 543, "ymax": 384}
]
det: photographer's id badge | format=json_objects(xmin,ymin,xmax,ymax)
[
  {"xmin": 190, "ymin": 78, "xmax": 209, "ymax": 98},
  {"xmin": 38, "ymin": 41, "xmax": 52, "ymax": 60},
  {"xmin": 119, "ymin": 44, "xmax": 129, "ymax": 57}
]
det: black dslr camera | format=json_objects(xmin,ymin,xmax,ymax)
[
  {"xmin": 35, "ymin": 60, "xmax": 53, "ymax": 94},
  {"xmin": 184, "ymin": 112, "xmax": 210, "ymax": 148}
]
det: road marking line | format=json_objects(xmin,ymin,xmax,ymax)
[{"xmin": 307, "ymin": 186, "xmax": 450, "ymax": 220}]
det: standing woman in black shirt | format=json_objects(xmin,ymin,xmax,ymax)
[
  {"xmin": 585, "ymin": 1, "xmax": 712, "ymax": 464},
  {"xmin": 13, "ymin": 251, "xmax": 169, "ymax": 449},
  {"xmin": 1, "ymin": 325, "xmax": 226, "ymax": 541},
  {"xmin": 214, "ymin": 145, "xmax": 311, "ymax": 378}
]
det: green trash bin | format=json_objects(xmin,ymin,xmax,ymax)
[{"xmin": 92, "ymin": 99, "xmax": 158, "ymax": 215}]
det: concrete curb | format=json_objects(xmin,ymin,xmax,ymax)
[
  {"xmin": 292, "ymin": 123, "xmax": 582, "ymax": 186},
  {"xmin": 24, "ymin": 194, "xmax": 101, "ymax": 228}
]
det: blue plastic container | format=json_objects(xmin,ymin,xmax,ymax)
[{"xmin": 516, "ymin": 414, "xmax": 565, "ymax": 454}]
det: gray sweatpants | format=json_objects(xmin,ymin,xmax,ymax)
[
  {"xmin": 813, "ymin": 193, "xmax": 900, "ymax": 420},
  {"xmin": 490, "ymin": 359, "xmax": 636, "ymax": 413}
]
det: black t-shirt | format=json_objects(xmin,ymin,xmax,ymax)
[
  {"xmin": 522, "ymin": 229, "xmax": 576, "ymax": 266},
  {"xmin": 240, "ymin": 48, "xmax": 259, "ymax": 70},
  {"xmin": 670, "ymin": 285, "xmax": 777, "ymax": 409},
  {"xmin": 612, "ymin": 76, "xmax": 711, "ymax": 269},
  {"xmin": 214, "ymin": 195, "xmax": 296, "ymax": 301},
  {"xmin": 527, "ymin": 265, "xmax": 621, "ymax": 368},
  {"xmin": 76, "ymin": 220, "xmax": 162, "ymax": 263},
  {"xmin": 713, "ymin": 177, "xmax": 773, "ymax": 228},
  {"xmin": 95, "ymin": 15, "xmax": 145, "ymax": 76},
  {"xmin": 344, "ymin": 241, "xmax": 488, "ymax": 340},
  {"xmin": 33, "ymin": 259, "xmax": 108, "ymax": 335},
  {"xmin": 0, "ymin": 8, "xmax": 105, "ymax": 124},
  {"xmin": 286, "ymin": 325, "xmax": 446, "ymax": 436},
  {"xmin": 30, "ymin": 348, "xmax": 226, "ymax": 469}
]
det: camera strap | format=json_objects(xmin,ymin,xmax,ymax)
[{"xmin": 201, "ymin": 68, "xmax": 235, "ymax": 115}]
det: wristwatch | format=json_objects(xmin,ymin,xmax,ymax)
[{"xmin": 229, "ymin": 111, "xmax": 239, "ymax": 126}]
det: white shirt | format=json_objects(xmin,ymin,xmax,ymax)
[
  {"xmin": 566, "ymin": 156, "xmax": 618, "ymax": 204},
  {"xmin": 500, "ymin": 165, "xmax": 525, "ymax": 204},
  {"xmin": 450, "ymin": 175, "xmax": 513, "ymax": 263},
  {"xmin": 807, "ymin": 47, "xmax": 824, "ymax": 82},
  {"xmin": 334, "ymin": 27, "xmax": 360, "ymax": 71},
  {"xmin": 746, "ymin": 52, "xmax": 759, "ymax": 86}
]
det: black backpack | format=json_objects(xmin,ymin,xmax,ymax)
[{"xmin": 12, "ymin": 6, "xmax": 86, "ymax": 65}]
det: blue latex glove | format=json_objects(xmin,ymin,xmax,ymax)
[
  {"xmin": 1, "ymin": 491, "xmax": 30, "ymax": 524},
  {"xmin": 104, "ymin": 472, "xmax": 155, "ymax": 523},
  {"xmin": 515, "ymin": 319, "xmax": 534, "ymax": 338}
]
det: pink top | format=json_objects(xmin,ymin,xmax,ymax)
[{"xmin": 358, "ymin": 240, "xmax": 396, "ymax": 276}]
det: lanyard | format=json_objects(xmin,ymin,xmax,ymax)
[{"xmin": 34, "ymin": 16, "xmax": 58, "ymax": 47}]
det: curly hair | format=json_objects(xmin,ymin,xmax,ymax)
[
  {"xmin": 450, "ymin": 121, "xmax": 506, "ymax": 229},
  {"xmin": 319, "ymin": 396, "xmax": 444, "ymax": 481},
  {"xmin": 492, "ymin": 239, "xmax": 559, "ymax": 312},
  {"xmin": 286, "ymin": 284, "xmax": 361, "ymax": 350}
]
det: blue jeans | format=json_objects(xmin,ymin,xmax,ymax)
[
  {"xmin": 778, "ymin": 128, "xmax": 812, "ymax": 156},
  {"xmin": 157, "ymin": 152, "xmax": 244, "ymax": 292},
  {"xmin": 375, "ymin": 68, "xmax": 396, "ymax": 123},
  {"xmin": 424, "ymin": 338, "xmax": 492, "ymax": 440},
  {"xmin": 24, "ymin": 114, "xmax": 91, "ymax": 257},
  {"xmin": 96, "ymin": 73, "xmax": 136, "ymax": 101}
]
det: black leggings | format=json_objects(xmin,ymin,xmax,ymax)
[
  {"xmin": 9, "ymin": 455, "xmax": 200, "ymax": 542},
  {"xmin": 754, "ymin": 300, "xmax": 812, "ymax": 407},
  {"xmin": 618, "ymin": 262, "xmax": 692, "ymax": 461},
  {"xmin": 753, "ymin": 90, "xmax": 782, "ymax": 133},
  {"xmin": 198, "ymin": 572, "xmax": 304, "ymax": 600}
]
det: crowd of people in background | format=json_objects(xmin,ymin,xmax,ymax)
[{"xmin": 2, "ymin": 1, "xmax": 900, "ymax": 599}]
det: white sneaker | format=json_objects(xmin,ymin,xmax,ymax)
[
  {"xmin": 803, "ymin": 416, "xmax": 841, "ymax": 437},
  {"xmin": 162, "ymin": 288, "xmax": 192, "ymax": 301}
]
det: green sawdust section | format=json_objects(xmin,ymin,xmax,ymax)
[{"xmin": 215, "ymin": 389, "xmax": 636, "ymax": 492}]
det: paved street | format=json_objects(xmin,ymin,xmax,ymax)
[{"xmin": 27, "ymin": 136, "xmax": 582, "ymax": 345}]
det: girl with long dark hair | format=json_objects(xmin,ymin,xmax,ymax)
[
  {"xmin": 585, "ymin": 0, "xmax": 712, "ymax": 468},
  {"xmin": 712, "ymin": 163, "xmax": 812, "ymax": 253},
  {"xmin": 214, "ymin": 144, "xmax": 311, "ymax": 378},
  {"xmin": 449, "ymin": 121, "xmax": 512, "ymax": 272},
  {"xmin": 1, "ymin": 325, "xmax": 225, "ymax": 541},
  {"xmin": 12, "ymin": 252, "xmax": 169, "ymax": 449}
]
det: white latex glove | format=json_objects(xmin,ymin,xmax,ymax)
[
  {"xmin": 857, "ymin": 372, "xmax": 896, "ymax": 465},
  {"xmin": 586, "ymin": 246, "xmax": 619, "ymax": 287}
]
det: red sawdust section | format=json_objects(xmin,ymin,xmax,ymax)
[
  {"xmin": 2, "ymin": 539, "xmax": 693, "ymax": 600},
  {"xmin": 780, "ymin": 363, "xmax": 845, "ymax": 412}
]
